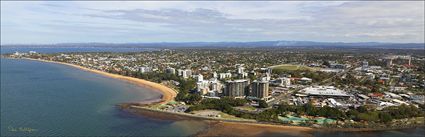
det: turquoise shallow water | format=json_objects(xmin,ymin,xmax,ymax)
[{"xmin": 0, "ymin": 58, "xmax": 207, "ymax": 136}]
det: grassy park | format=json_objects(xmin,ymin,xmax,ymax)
[{"xmin": 270, "ymin": 64, "xmax": 317, "ymax": 71}]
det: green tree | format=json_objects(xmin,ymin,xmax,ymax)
[
  {"xmin": 322, "ymin": 61, "xmax": 330, "ymax": 67},
  {"xmin": 379, "ymin": 112, "xmax": 393, "ymax": 123},
  {"xmin": 186, "ymin": 94, "xmax": 202, "ymax": 104},
  {"xmin": 356, "ymin": 106, "xmax": 368, "ymax": 113},
  {"xmin": 258, "ymin": 100, "xmax": 268, "ymax": 108}
]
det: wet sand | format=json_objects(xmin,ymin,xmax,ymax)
[
  {"xmin": 14, "ymin": 57, "xmax": 423, "ymax": 136},
  {"xmin": 196, "ymin": 121, "xmax": 314, "ymax": 137},
  {"xmin": 119, "ymin": 103, "xmax": 424, "ymax": 136},
  {"xmin": 22, "ymin": 58, "xmax": 177, "ymax": 104},
  {"xmin": 119, "ymin": 103, "xmax": 315, "ymax": 137}
]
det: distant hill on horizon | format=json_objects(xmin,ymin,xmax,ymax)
[{"xmin": 2, "ymin": 40, "xmax": 424, "ymax": 49}]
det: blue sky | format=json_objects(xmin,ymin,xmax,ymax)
[{"xmin": 1, "ymin": 1, "xmax": 424, "ymax": 44}]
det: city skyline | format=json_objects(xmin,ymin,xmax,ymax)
[{"xmin": 1, "ymin": 1, "xmax": 424, "ymax": 44}]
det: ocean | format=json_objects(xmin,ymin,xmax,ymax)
[
  {"xmin": 1, "ymin": 47, "xmax": 424, "ymax": 137},
  {"xmin": 0, "ymin": 58, "xmax": 207, "ymax": 136},
  {"xmin": 0, "ymin": 46, "xmax": 156, "ymax": 54}
]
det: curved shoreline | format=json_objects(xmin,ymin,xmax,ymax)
[
  {"xmin": 5, "ymin": 57, "xmax": 424, "ymax": 134},
  {"xmin": 18, "ymin": 57, "xmax": 177, "ymax": 104},
  {"xmin": 118, "ymin": 103, "xmax": 424, "ymax": 132},
  {"xmin": 118, "ymin": 104, "xmax": 315, "ymax": 135},
  {"xmin": 119, "ymin": 103, "xmax": 424, "ymax": 133}
]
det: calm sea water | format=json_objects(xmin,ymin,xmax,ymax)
[
  {"xmin": 1, "ymin": 58, "xmax": 207, "ymax": 136},
  {"xmin": 0, "ymin": 46, "xmax": 156, "ymax": 54}
]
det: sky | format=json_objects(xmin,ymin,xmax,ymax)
[{"xmin": 1, "ymin": 1, "xmax": 424, "ymax": 44}]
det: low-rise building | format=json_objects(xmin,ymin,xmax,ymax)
[
  {"xmin": 139, "ymin": 66, "xmax": 151, "ymax": 73},
  {"xmin": 300, "ymin": 86, "xmax": 352, "ymax": 97}
]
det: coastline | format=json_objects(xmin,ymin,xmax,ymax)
[
  {"xmin": 118, "ymin": 103, "xmax": 425, "ymax": 133},
  {"xmin": 16, "ymin": 57, "xmax": 177, "ymax": 104},
  {"xmin": 118, "ymin": 104, "xmax": 315, "ymax": 136},
  {"xmin": 4, "ymin": 57, "xmax": 423, "ymax": 135}
]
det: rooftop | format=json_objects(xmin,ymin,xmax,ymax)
[{"xmin": 302, "ymin": 86, "xmax": 351, "ymax": 97}]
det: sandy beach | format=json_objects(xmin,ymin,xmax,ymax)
[
  {"xmin": 22, "ymin": 58, "xmax": 177, "ymax": 104},
  {"xmin": 11, "ymin": 57, "xmax": 423, "ymax": 136}
]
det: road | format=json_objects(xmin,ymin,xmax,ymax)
[
  {"xmin": 268, "ymin": 62, "xmax": 360, "ymax": 106},
  {"xmin": 320, "ymin": 61, "xmax": 360, "ymax": 86}
]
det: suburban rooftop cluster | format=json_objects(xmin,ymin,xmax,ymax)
[{"xmin": 7, "ymin": 47, "xmax": 425, "ymax": 128}]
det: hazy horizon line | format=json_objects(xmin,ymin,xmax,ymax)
[{"xmin": 1, "ymin": 40, "xmax": 424, "ymax": 46}]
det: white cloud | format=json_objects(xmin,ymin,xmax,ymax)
[{"xmin": 1, "ymin": 1, "xmax": 423, "ymax": 44}]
